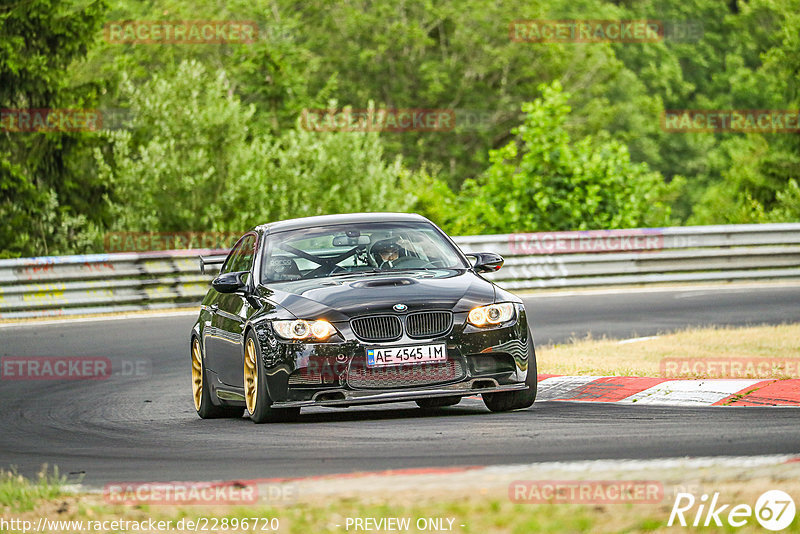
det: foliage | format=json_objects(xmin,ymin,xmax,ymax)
[
  {"xmin": 439, "ymin": 82, "xmax": 680, "ymax": 235},
  {"xmin": 0, "ymin": 467, "xmax": 64, "ymax": 512},
  {"xmin": 96, "ymin": 61, "xmax": 422, "ymax": 234},
  {"xmin": 0, "ymin": 0, "xmax": 109, "ymax": 257},
  {"xmin": 1, "ymin": 0, "xmax": 799, "ymax": 258},
  {"xmin": 684, "ymin": 0, "xmax": 800, "ymax": 223}
]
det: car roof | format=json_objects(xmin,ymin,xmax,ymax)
[{"xmin": 254, "ymin": 212, "xmax": 430, "ymax": 235}]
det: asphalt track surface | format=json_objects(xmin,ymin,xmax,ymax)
[{"xmin": 1, "ymin": 284, "xmax": 799, "ymax": 486}]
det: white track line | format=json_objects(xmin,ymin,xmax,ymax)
[{"xmin": 618, "ymin": 336, "xmax": 659, "ymax": 344}]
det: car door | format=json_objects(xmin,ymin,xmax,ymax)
[{"xmin": 206, "ymin": 232, "xmax": 259, "ymax": 387}]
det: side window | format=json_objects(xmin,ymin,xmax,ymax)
[{"xmin": 221, "ymin": 234, "xmax": 257, "ymax": 274}]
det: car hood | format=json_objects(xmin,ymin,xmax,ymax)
[{"xmin": 258, "ymin": 269, "xmax": 497, "ymax": 321}]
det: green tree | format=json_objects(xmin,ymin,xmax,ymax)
[
  {"xmin": 80, "ymin": 0, "xmax": 330, "ymax": 137},
  {"xmin": 289, "ymin": 0, "xmax": 667, "ymax": 190},
  {"xmin": 684, "ymin": 0, "xmax": 800, "ymax": 224},
  {"xmin": 96, "ymin": 61, "xmax": 425, "ymax": 234},
  {"xmin": 0, "ymin": 0, "xmax": 109, "ymax": 257},
  {"xmin": 442, "ymin": 82, "xmax": 680, "ymax": 235}
]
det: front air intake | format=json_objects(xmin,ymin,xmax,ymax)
[
  {"xmin": 350, "ymin": 315, "xmax": 403, "ymax": 341},
  {"xmin": 406, "ymin": 311, "xmax": 453, "ymax": 339}
]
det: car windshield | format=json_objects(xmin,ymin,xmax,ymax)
[{"xmin": 260, "ymin": 221, "xmax": 467, "ymax": 283}]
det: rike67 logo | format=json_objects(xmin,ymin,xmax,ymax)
[{"xmin": 668, "ymin": 490, "xmax": 796, "ymax": 531}]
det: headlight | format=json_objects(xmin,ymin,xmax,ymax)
[
  {"xmin": 273, "ymin": 319, "xmax": 337, "ymax": 340},
  {"xmin": 467, "ymin": 303, "xmax": 516, "ymax": 327}
]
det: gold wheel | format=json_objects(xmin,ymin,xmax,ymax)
[
  {"xmin": 244, "ymin": 337, "xmax": 258, "ymax": 415},
  {"xmin": 191, "ymin": 338, "xmax": 203, "ymax": 411}
]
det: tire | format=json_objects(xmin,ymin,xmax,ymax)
[
  {"xmin": 244, "ymin": 331, "xmax": 301, "ymax": 424},
  {"xmin": 191, "ymin": 337, "xmax": 242, "ymax": 419},
  {"xmin": 415, "ymin": 396, "xmax": 462, "ymax": 409},
  {"xmin": 482, "ymin": 331, "xmax": 537, "ymax": 412}
]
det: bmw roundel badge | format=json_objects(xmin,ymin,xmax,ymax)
[{"xmin": 393, "ymin": 303, "xmax": 408, "ymax": 312}]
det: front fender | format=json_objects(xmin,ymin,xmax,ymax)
[{"xmin": 247, "ymin": 305, "xmax": 294, "ymax": 402}]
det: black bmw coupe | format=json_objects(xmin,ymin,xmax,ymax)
[{"xmin": 191, "ymin": 213, "xmax": 536, "ymax": 423}]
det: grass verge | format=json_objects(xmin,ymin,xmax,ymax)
[
  {"xmin": 536, "ymin": 323, "xmax": 800, "ymax": 378},
  {"xmin": 2, "ymin": 461, "xmax": 800, "ymax": 533},
  {"xmin": 0, "ymin": 467, "xmax": 63, "ymax": 513}
]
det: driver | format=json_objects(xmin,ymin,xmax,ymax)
[{"xmin": 372, "ymin": 239, "xmax": 405, "ymax": 270}]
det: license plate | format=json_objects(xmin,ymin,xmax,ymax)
[{"xmin": 366, "ymin": 344, "xmax": 447, "ymax": 368}]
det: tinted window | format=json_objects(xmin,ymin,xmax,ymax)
[
  {"xmin": 260, "ymin": 222, "xmax": 467, "ymax": 283},
  {"xmin": 221, "ymin": 233, "xmax": 257, "ymax": 274}
]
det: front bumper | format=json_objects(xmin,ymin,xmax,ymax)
[{"xmin": 252, "ymin": 306, "xmax": 532, "ymax": 405}]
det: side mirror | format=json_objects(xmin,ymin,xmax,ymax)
[
  {"xmin": 212, "ymin": 271, "xmax": 249, "ymax": 294},
  {"xmin": 470, "ymin": 252, "xmax": 504, "ymax": 273}
]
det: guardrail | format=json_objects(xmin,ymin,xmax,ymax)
[
  {"xmin": 460, "ymin": 224, "xmax": 800, "ymax": 290},
  {"xmin": 1, "ymin": 223, "xmax": 798, "ymax": 319},
  {"xmin": 0, "ymin": 249, "xmax": 227, "ymax": 320}
]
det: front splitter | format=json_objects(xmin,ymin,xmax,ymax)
[{"xmin": 272, "ymin": 381, "xmax": 528, "ymax": 408}]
